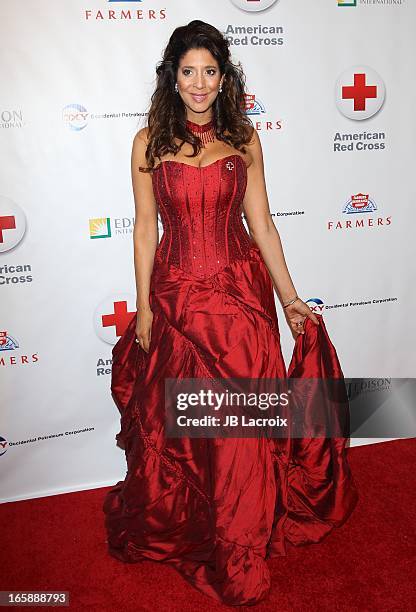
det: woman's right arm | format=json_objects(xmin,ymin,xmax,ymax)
[{"xmin": 131, "ymin": 128, "xmax": 158, "ymax": 350}]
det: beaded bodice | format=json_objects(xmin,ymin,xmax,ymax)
[{"xmin": 152, "ymin": 154, "xmax": 253, "ymax": 279}]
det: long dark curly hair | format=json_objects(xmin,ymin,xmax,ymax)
[{"xmin": 139, "ymin": 20, "xmax": 254, "ymax": 172}]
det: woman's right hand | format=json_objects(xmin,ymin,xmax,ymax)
[{"xmin": 135, "ymin": 307, "xmax": 154, "ymax": 353}]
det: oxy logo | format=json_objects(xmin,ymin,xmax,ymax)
[
  {"xmin": 305, "ymin": 298, "xmax": 325, "ymax": 315},
  {"xmin": 335, "ymin": 66, "xmax": 385, "ymax": 120},
  {"xmin": 90, "ymin": 218, "xmax": 112, "ymax": 239},
  {"xmin": 62, "ymin": 104, "xmax": 88, "ymax": 131},
  {"xmin": 231, "ymin": 0, "xmax": 279, "ymax": 12},
  {"xmin": 343, "ymin": 193, "xmax": 377, "ymax": 214},
  {"xmin": 0, "ymin": 197, "xmax": 26, "ymax": 253},
  {"xmin": 94, "ymin": 295, "xmax": 137, "ymax": 344},
  {"xmin": 244, "ymin": 94, "xmax": 266, "ymax": 116},
  {"xmin": 0, "ymin": 331, "xmax": 20, "ymax": 351},
  {"xmin": 0, "ymin": 435, "xmax": 8, "ymax": 457},
  {"xmin": 338, "ymin": 0, "xmax": 357, "ymax": 6}
]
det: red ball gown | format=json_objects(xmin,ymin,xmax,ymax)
[{"xmin": 103, "ymin": 152, "xmax": 358, "ymax": 606}]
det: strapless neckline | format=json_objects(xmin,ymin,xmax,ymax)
[{"xmin": 153, "ymin": 153, "xmax": 247, "ymax": 173}]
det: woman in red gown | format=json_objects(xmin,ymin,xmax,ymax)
[{"xmin": 103, "ymin": 20, "xmax": 358, "ymax": 606}]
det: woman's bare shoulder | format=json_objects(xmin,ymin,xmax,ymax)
[
  {"xmin": 132, "ymin": 128, "xmax": 152, "ymax": 173},
  {"xmin": 244, "ymin": 127, "xmax": 263, "ymax": 165},
  {"xmin": 246, "ymin": 125, "xmax": 261, "ymax": 149},
  {"xmin": 133, "ymin": 126, "xmax": 150, "ymax": 147},
  {"xmin": 236, "ymin": 126, "xmax": 261, "ymax": 169}
]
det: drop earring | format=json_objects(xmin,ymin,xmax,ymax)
[
  {"xmin": 175, "ymin": 82, "xmax": 179, "ymax": 93},
  {"xmin": 219, "ymin": 82, "xmax": 223, "ymax": 93}
]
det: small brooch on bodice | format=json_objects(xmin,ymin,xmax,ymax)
[{"xmin": 226, "ymin": 161, "xmax": 234, "ymax": 171}]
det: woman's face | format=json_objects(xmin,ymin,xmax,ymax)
[{"xmin": 176, "ymin": 47, "xmax": 224, "ymax": 118}]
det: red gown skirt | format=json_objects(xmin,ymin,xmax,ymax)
[{"xmin": 102, "ymin": 243, "xmax": 358, "ymax": 606}]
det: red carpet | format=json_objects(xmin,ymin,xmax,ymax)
[{"xmin": 1, "ymin": 439, "xmax": 415, "ymax": 611}]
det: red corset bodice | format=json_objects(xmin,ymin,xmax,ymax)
[{"xmin": 152, "ymin": 154, "xmax": 254, "ymax": 278}]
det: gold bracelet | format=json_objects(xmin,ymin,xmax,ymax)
[{"xmin": 282, "ymin": 295, "xmax": 299, "ymax": 309}]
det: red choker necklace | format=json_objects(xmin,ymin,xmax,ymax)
[{"xmin": 186, "ymin": 118, "xmax": 215, "ymax": 145}]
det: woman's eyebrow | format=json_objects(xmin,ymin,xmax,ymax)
[{"xmin": 181, "ymin": 64, "xmax": 217, "ymax": 69}]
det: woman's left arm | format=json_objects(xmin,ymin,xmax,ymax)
[{"xmin": 242, "ymin": 128, "xmax": 319, "ymax": 335}]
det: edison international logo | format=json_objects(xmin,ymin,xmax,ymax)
[
  {"xmin": 89, "ymin": 217, "xmax": 111, "ymax": 239},
  {"xmin": 230, "ymin": 0, "xmax": 279, "ymax": 11},
  {"xmin": 89, "ymin": 216, "xmax": 135, "ymax": 239},
  {"xmin": 338, "ymin": 0, "xmax": 357, "ymax": 6},
  {"xmin": 1, "ymin": 109, "xmax": 24, "ymax": 129}
]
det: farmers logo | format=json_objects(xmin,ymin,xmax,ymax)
[
  {"xmin": 343, "ymin": 193, "xmax": 377, "ymax": 214},
  {"xmin": 244, "ymin": 94, "xmax": 266, "ymax": 116},
  {"xmin": 327, "ymin": 193, "xmax": 392, "ymax": 231},
  {"xmin": 85, "ymin": 2, "xmax": 166, "ymax": 21},
  {"xmin": 0, "ymin": 331, "xmax": 19, "ymax": 351}
]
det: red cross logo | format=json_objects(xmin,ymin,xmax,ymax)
[
  {"xmin": 0, "ymin": 215, "xmax": 16, "ymax": 243},
  {"xmin": 342, "ymin": 73, "xmax": 377, "ymax": 111},
  {"xmin": 102, "ymin": 301, "xmax": 136, "ymax": 337}
]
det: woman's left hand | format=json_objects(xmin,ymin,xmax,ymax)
[{"xmin": 283, "ymin": 298, "xmax": 320, "ymax": 337}]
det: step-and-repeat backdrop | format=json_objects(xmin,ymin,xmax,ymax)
[{"xmin": 1, "ymin": 0, "xmax": 414, "ymax": 503}]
